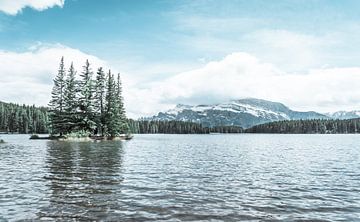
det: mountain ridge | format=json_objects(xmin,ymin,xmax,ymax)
[
  {"xmin": 326, "ymin": 110, "xmax": 360, "ymax": 120},
  {"xmin": 146, "ymin": 98, "xmax": 334, "ymax": 128}
]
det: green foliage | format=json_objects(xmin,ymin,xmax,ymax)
[
  {"xmin": 48, "ymin": 57, "xmax": 66, "ymax": 135},
  {"xmin": 115, "ymin": 73, "xmax": 130, "ymax": 134},
  {"xmin": 105, "ymin": 71, "xmax": 123, "ymax": 137},
  {"xmin": 0, "ymin": 102, "xmax": 49, "ymax": 134},
  {"xmin": 29, "ymin": 134, "xmax": 40, "ymax": 139},
  {"xmin": 62, "ymin": 62, "xmax": 78, "ymax": 133},
  {"xmin": 65, "ymin": 130, "xmax": 91, "ymax": 138},
  {"xmin": 245, "ymin": 118, "xmax": 360, "ymax": 134},
  {"xmin": 94, "ymin": 67, "xmax": 106, "ymax": 135},
  {"xmin": 48, "ymin": 57, "xmax": 130, "ymax": 137},
  {"xmin": 128, "ymin": 119, "xmax": 243, "ymax": 134},
  {"xmin": 78, "ymin": 59, "xmax": 96, "ymax": 132}
]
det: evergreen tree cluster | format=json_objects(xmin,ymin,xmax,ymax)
[
  {"xmin": 210, "ymin": 125, "xmax": 243, "ymax": 133},
  {"xmin": 128, "ymin": 120, "xmax": 243, "ymax": 134},
  {"xmin": 0, "ymin": 101, "xmax": 48, "ymax": 134},
  {"xmin": 245, "ymin": 118, "xmax": 360, "ymax": 134},
  {"xmin": 128, "ymin": 120, "xmax": 208, "ymax": 134},
  {"xmin": 49, "ymin": 57, "xmax": 129, "ymax": 137}
]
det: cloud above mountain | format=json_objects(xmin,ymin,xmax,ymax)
[
  {"xmin": 1, "ymin": 44, "xmax": 360, "ymax": 118},
  {"xmin": 127, "ymin": 52, "xmax": 360, "ymax": 117},
  {"xmin": 0, "ymin": 0, "xmax": 64, "ymax": 15}
]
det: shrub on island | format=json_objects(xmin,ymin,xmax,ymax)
[
  {"xmin": 64, "ymin": 130, "xmax": 91, "ymax": 139},
  {"xmin": 30, "ymin": 134, "xmax": 40, "ymax": 139}
]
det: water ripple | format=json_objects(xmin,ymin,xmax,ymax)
[{"xmin": 0, "ymin": 134, "xmax": 360, "ymax": 221}]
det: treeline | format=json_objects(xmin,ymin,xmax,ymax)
[
  {"xmin": 0, "ymin": 101, "xmax": 49, "ymax": 133},
  {"xmin": 245, "ymin": 118, "xmax": 360, "ymax": 134},
  {"xmin": 49, "ymin": 57, "xmax": 128, "ymax": 137},
  {"xmin": 128, "ymin": 120, "xmax": 208, "ymax": 134},
  {"xmin": 128, "ymin": 120, "xmax": 243, "ymax": 134}
]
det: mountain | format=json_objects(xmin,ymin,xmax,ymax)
[
  {"xmin": 147, "ymin": 98, "xmax": 328, "ymax": 128},
  {"xmin": 326, "ymin": 111, "xmax": 360, "ymax": 120}
]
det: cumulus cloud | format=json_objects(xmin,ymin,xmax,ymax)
[
  {"xmin": 127, "ymin": 52, "xmax": 360, "ymax": 117},
  {"xmin": 0, "ymin": 43, "xmax": 107, "ymax": 106},
  {"xmin": 0, "ymin": 0, "xmax": 64, "ymax": 15},
  {"xmin": 2, "ymin": 45, "xmax": 360, "ymax": 118}
]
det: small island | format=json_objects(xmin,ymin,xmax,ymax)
[{"xmin": 34, "ymin": 57, "xmax": 131, "ymax": 141}]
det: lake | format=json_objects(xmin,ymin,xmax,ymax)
[{"xmin": 0, "ymin": 134, "xmax": 359, "ymax": 221}]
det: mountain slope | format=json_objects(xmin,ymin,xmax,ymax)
[
  {"xmin": 148, "ymin": 98, "xmax": 328, "ymax": 128},
  {"xmin": 326, "ymin": 111, "xmax": 360, "ymax": 120}
]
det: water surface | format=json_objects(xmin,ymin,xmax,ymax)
[{"xmin": 0, "ymin": 134, "xmax": 359, "ymax": 221}]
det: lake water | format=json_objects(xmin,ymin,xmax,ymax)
[{"xmin": 0, "ymin": 134, "xmax": 359, "ymax": 221}]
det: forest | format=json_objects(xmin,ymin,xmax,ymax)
[
  {"xmin": 128, "ymin": 120, "xmax": 243, "ymax": 134},
  {"xmin": 0, "ymin": 101, "xmax": 48, "ymax": 134},
  {"xmin": 245, "ymin": 118, "xmax": 360, "ymax": 134}
]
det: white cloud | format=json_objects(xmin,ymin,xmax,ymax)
[
  {"xmin": 241, "ymin": 29, "xmax": 338, "ymax": 72},
  {"xmin": 127, "ymin": 52, "xmax": 360, "ymax": 117},
  {"xmin": 0, "ymin": 43, "xmax": 107, "ymax": 106},
  {"xmin": 0, "ymin": 0, "xmax": 64, "ymax": 15},
  {"xmin": 2, "ymin": 45, "xmax": 360, "ymax": 119},
  {"xmin": 177, "ymin": 28, "xmax": 337, "ymax": 73}
]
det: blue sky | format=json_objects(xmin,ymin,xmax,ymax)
[
  {"xmin": 3, "ymin": 0, "xmax": 360, "ymax": 69},
  {"xmin": 1, "ymin": 0, "xmax": 360, "ymax": 117}
]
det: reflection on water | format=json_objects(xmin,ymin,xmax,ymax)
[
  {"xmin": 1, "ymin": 134, "xmax": 360, "ymax": 221},
  {"xmin": 38, "ymin": 141, "xmax": 124, "ymax": 220}
]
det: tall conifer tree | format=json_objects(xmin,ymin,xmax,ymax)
[
  {"xmin": 94, "ymin": 67, "xmax": 106, "ymax": 135},
  {"xmin": 78, "ymin": 60, "xmax": 96, "ymax": 133},
  {"xmin": 105, "ymin": 71, "xmax": 121, "ymax": 136},
  {"xmin": 63, "ymin": 62, "xmax": 78, "ymax": 133},
  {"xmin": 49, "ymin": 57, "xmax": 66, "ymax": 135},
  {"xmin": 116, "ymin": 73, "xmax": 129, "ymax": 134}
]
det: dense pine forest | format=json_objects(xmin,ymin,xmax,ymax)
[
  {"xmin": 48, "ymin": 57, "xmax": 129, "ymax": 137},
  {"xmin": 128, "ymin": 120, "xmax": 243, "ymax": 134},
  {"xmin": 0, "ymin": 102, "xmax": 48, "ymax": 134},
  {"xmin": 245, "ymin": 118, "xmax": 360, "ymax": 134},
  {"xmin": 128, "ymin": 120, "xmax": 208, "ymax": 134}
]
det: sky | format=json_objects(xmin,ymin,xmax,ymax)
[{"xmin": 1, "ymin": 0, "xmax": 360, "ymax": 117}]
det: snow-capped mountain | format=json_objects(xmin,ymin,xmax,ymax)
[
  {"xmin": 326, "ymin": 111, "xmax": 360, "ymax": 120},
  {"xmin": 147, "ymin": 98, "xmax": 328, "ymax": 128}
]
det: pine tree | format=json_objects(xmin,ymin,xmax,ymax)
[
  {"xmin": 49, "ymin": 57, "xmax": 66, "ymax": 135},
  {"xmin": 115, "ymin": 73, "xmax": 129, "ymax": 134},
  {"xmin": 0, "ymin": 101, "xmax": 49, "ymax": 134},
  {"xmin": 46, "ymin": 57, "xmax": 133, "ymax": 138},
  {"xmin": 94, "ymin": 67, "xmax": 106, "ymax": 135},
  {"xmin": 78, "ymin": 60, "xmax": 96, "ymax": 133},
  {"xmin": 104, "ymin": 71, "xmax": 122, "ymax": 137},
  {"xmin": 63, "ymin": 62, "xmax": 78, "ymax": 133}
]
